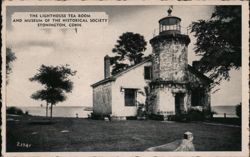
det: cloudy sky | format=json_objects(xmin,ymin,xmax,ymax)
[{"xmin": 6, "ymin": 5, "xmax": 241, "ymax": 107}]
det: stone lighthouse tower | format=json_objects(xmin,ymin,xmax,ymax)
[
  {"xmin": 92, "ymin": 7, "xmax": 211, "ymax": 120},
  {"xmin": 149, "ymin": 8, "xmax": 191, "ymax": 117}
]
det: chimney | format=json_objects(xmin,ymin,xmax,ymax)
[{"xmin": 104, "ymin": 55, "xmax": 110, "ymax": 78}]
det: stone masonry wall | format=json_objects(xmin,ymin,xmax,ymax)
[{"xmin": 152, "ymin": 40, "xmax": 188, "ymax": 83}]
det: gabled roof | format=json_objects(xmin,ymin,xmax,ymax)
[
  {"xmin": 91, "ymin": 57, "xmax": 151, "ymax": 88},
  {"xmin": 91, "ymin": 77, "xmax": 115, "ymax": 88},
  {"xmin": 187, "ymin": 65, "xmax": 213, "ymax": 84},
  {"xmin": 91, "ymin": 56, "xmax": 213, "ymax": 88}
]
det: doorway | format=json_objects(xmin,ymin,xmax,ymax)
[
  {"xmin": 191, "ymin": 88, "xmax": 205, "ymax": 106},
  {"xmin": 175, "ymin": 93, "xmax": 185, "ymax": 115}
]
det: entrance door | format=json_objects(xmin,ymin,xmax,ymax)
[
  {"xmin": 191, "ymin": 88, "xmax": 205, "ymax": 106},
  {"xmin": 175, "ymin": 93, "xmax": 184, "ymax": 115}
]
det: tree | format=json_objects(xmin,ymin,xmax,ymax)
[
  {"xmin": 30, "ymin": 64, "xmax": 76, "ymax": 118},
  {"xmin": 190, "ymin": 6, "xmax": 241, "ymax": 85},
  {"xmin": 6, "ymin": 48, "xmax": 17, "ymax": 83},
  {"xmin": 235, "ymin": 103, "xmax": 242, "ymax": 118},
  {"xmin": 111, "ymin": 32, "xmax": 147, "ymax": 75}
]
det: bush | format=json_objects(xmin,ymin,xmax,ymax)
[
  {"xmin": 187, "ymin": 109, "xmax": 204, "ymax": 121},
  {"xmin": 168, "ymin": 114, "xmax": 189, "ymax": 122},
  {"xmin": 187, "ymin": 109, "xmax": 216, "ymax": 121},
  {"xmin": 148, "ymin": 114, "xmax": 164, "ymax": 121},
  {"xmin": 90, "ymin": 112, "xmax": 103, "ymax": 120},
  {"xmin": 167, "ymin": 109, "xmax": 215, "ymax": 122},
  {"xmin": 204, "ymin": 110, "xmax": 217, "ymax": 119},
  {"xmin": 90, "ymin": 112, "xmax": 111, "ymax": 120},
  {"xmin": 25, "ymin": 111, "xmax": 29, "ymax": 115},
  {"xmin": 235, "ymin": 103, "xmax": 241, "ymax": 118},
  {"xmin": 137, "ymin": 103, "xmax": 147, "ymax": 119},
  {"xmin": 127, "ymin": 116, "xmax": 137, "ymax": 120},
  {"xmin": 166, "ymin": 110, "xmax": 204, "ymax": 122},
  {"xmin": 6, "ymin": 107, "xmax": 24, "ymax": 115},
  {"xmin": 149, "ymin": 109, "xmax": 215, "ymax": 122}
]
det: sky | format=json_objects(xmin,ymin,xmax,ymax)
[{"xmin": 5, "ymin": 5, "xmax": 242, "ymax": 107}]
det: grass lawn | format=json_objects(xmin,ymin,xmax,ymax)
[{"xmin": 6, "ymin": 115, "xmax": 241, "ymax": 152}]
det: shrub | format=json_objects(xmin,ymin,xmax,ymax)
[
  {"xmin": 149, "ymin": 109, "xmax": 216, "ymax": 122},
  {"xmin": 206, "ymin": 110, "xmax": 216, "ymax": 117},
  {"xmin": 137, "ymin": 103, "xmax": 146, "ymax": 118},
  {"xmin": 127, "ymin": 116, "xmax": 137, "ymax": 120},
  {"xmin": 6, "ymin": 107, "xmax": 24, "ymax": 115},
  {"xmin": 168, "ymin": 114, "xmax": 189, "ymax": 122},
  {"xmin": 187, "ymin": 109, "xmax": 216, "ymax": 121},
  {"xmin": 25, "ymin": 111, "xmax": 29, "ymax": 115},
  {"xmin": 235, "ymin": 103, "xmax": 242, "ymax": 118},
  {"xmin": 187, "ymin": 109, "xmax": 204, "ymax": 121},
  {"xmin": 90, "ymin": 112, "xmax": 111, "ymax": 120},
  {"xmin": 90, "ymin": 112, "xmax": 103, "ymax": 120},
  {"xmin": 148, "ymin": 114, "xmax": 164, "ymax": 121}
]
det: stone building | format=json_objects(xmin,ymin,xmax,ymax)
[{"xmin": 91, "ymin": 9, "xmax": 212, "ymax": 120}]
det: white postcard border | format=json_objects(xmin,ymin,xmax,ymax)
[{"xmin": 1, "ymin": 1, "xmax": 249, "ymax": 157}]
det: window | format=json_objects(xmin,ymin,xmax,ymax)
[
  {"xmin": 144, "ymin": 66, "xmax": 152, "ymax": 80},
  {"xmin": 124, "ymin": 89, "xmax": 137, "ymax": 106}
]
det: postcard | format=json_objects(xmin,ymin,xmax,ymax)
[{"xmin": 1, "ymin": 0, "xmax": 249, "ymax": 157}]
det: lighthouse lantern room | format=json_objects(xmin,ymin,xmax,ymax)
[{"xmin": 159, "ymin": 8, "xmax": 181, "ymax": 35}]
